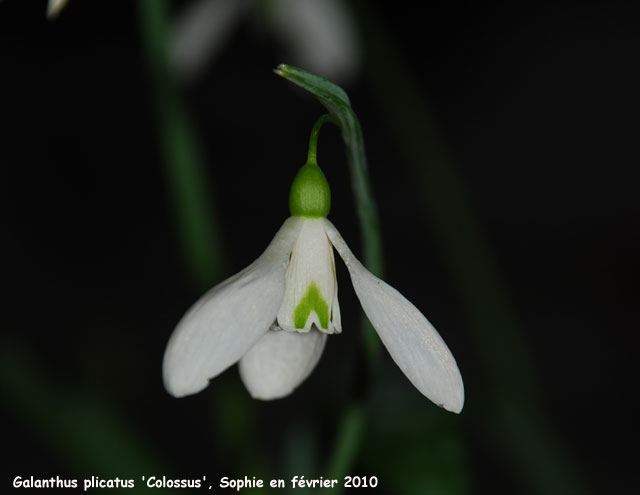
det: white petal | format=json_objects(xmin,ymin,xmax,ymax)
[
  {"xmin": 277, "ymin": 218, "xmax": 340, "ymax": 334},
  {"xmin": 266, "ymin": 0, "xmax": 361, "ymax": 83},
  {"xmin": 170, "ymin": 0, "xmax": 248, "ymax": 82},
  {"xmin": 331, "ymin": 282, "xmax": 342, "ymax": 334},
  {"xmin": 47, "ymin": 0, "xmax": 69, "ymax": 19},
  {"xmin": 239, "ymin": 326, "xmax": 326, "ymax": 400},
  {"xmin": 162, "ymin": 217, "xmax": 303, "ymax": 397},
  {"xmin": 324, "ymin": 219, "xmax": 464, "ymax": 413}
]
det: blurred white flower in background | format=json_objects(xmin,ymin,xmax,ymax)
[
  {"xmin": 170, "ymin": 0, "xmax": 361, "ymax": 83},
  {"xmin": 44, "ymin": 0, "xmax": 360, "ymax": 82},
  {"xmin": 47, "ymin": 0, "xmax": 69, "ymax": 19}
]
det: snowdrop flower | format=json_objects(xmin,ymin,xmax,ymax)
[{"xmin": 163, "ymin": 141, "xmax": 464, "ymax": 413}]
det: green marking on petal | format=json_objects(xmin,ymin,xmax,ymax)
[{"xmin": 294, "ymin": 282, "xmax": 330, "ymax": 329}]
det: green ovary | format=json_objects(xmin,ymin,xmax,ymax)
[{"xmin": 294, "ymin": 282, "xmax": 330, "ymax": 330}]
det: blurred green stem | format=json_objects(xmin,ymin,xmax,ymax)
[
  {"xmin": 354, "ymin": 2, "xmax": 590, "ymax": 493},
  {"xmin": 326, "ymin": 403, "xmax": 366, "ymax": 481},
  {"xmin": 138, "ymin": 0, "xmax": 225, "ymax": 290}
]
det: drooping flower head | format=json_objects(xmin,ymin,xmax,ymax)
[{"xmin": 163, "ymin": 119, "xmax": 464, "ymax": 413}]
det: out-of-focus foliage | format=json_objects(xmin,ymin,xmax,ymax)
[{"xmin": 5, "ymin": 1, "xmax": 635, "ymax": 493}]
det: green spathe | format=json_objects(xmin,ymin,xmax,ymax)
[
  {"xmin": 294, "ymin": 282, "xmax": 330, "ymax": 329},
  {"xmin": 289, "ymin": 163, "xmax": 331, "ymax": 218}
]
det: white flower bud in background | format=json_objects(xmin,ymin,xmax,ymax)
[{"xmin": 170, "ymin": 0, "xmax": 360, "ymax": 83}]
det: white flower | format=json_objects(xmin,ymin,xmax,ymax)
[
  {"xmin": 164, "ymin": 131, "xmax": 464, "ymax": 412},
  {"xmin": 163, "ymin": 215, "xmax": 465, "ymax": 413}
]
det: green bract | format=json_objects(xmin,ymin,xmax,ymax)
[{"xmin": 289, "ymin": 162, "xmax": 331, "ymax": 218}]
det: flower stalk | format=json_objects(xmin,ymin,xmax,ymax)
[{"xmin": 307, "ymin": 114, "xmax": 338, "ymax": 166}]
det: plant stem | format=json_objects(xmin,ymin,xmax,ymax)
[
  {"xmin": 307, "ymin": 114, "xmax": 337, "ymax": 165},
  {"xmin": 138, "ymin": 0, "xmax": 225, "ymax": 290}
]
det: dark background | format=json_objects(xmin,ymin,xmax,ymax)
[{"xmin": 2, "ymin": 1, "xmax": 638, "ymax": 494}]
